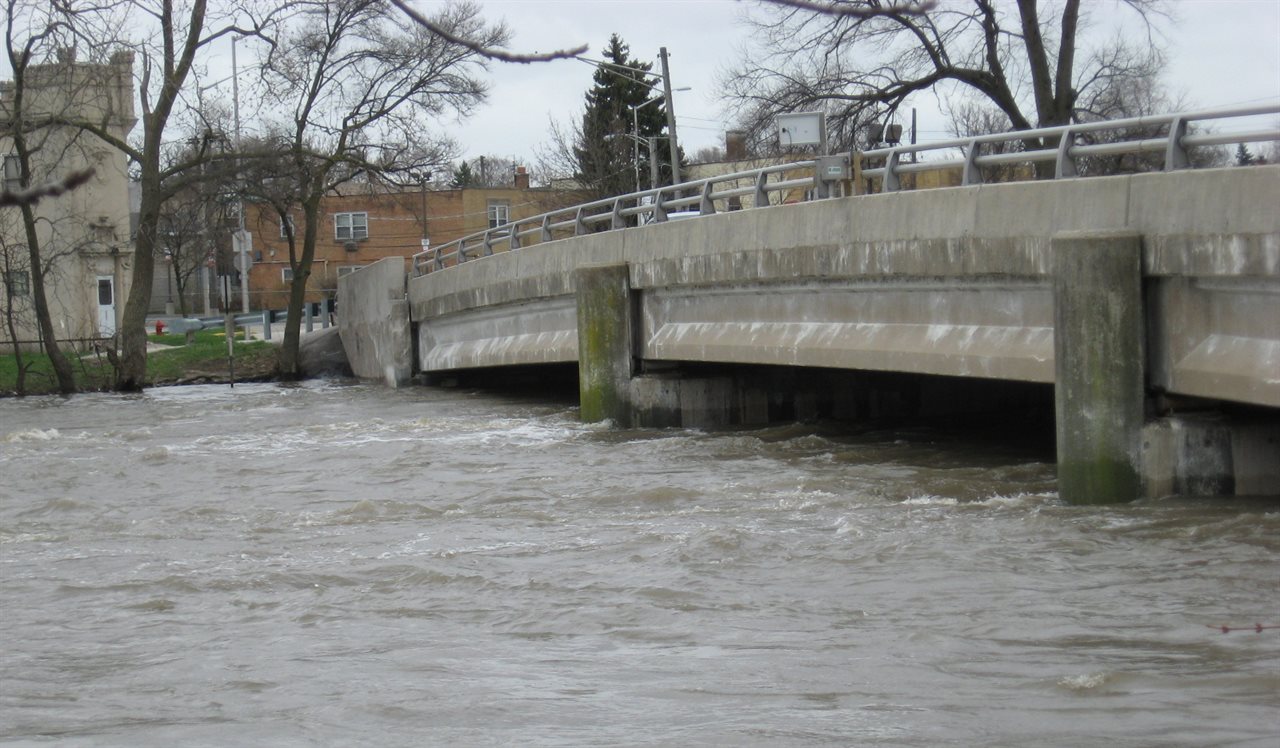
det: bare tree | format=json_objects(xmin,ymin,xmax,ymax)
[
  {"xmin": 724, "ymin": 0, "xmax": 1168, "ymax": 155},
  {"xmin": 54, "ymin": 0, "xmax": 278, "ymax": 391},
  {"xmin": 1, "ymin": 0, "xmax": 110, "ymax": 393},
  {"xmin": 255, "ymin": 0, "xmax": 499, "ymax": 379}
]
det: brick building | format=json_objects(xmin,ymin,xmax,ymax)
[{"xmin": 243, "ymin": 168, "xmax": 580, "ymax": 311}]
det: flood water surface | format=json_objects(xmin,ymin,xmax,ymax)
[{"xmin": 1, "ymin": 382, "xmax": 1277, "ymax": 746}]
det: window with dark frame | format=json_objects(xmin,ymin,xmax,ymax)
[
  {"xmin": 2, "ymin": 154, "xmax": 21, "ymax": 191},
  {"xmin": 487, "ymin": 200, "xmax": 509, "ymax": 229},
  {"xmin": 334, "ymin": 212, "xmax": 368, "ymax": 241}
]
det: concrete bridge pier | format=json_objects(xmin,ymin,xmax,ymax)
[
  {"xmin": 1052, "ymin": 231, "xmax": 1146, "ymax": 504},
  {"xmin": 574, "ymin": 264, "xmax": 635, "ymax": 425}
]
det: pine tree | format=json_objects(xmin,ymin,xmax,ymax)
[
  {"xmin": 572, "ymin": 34, "xmax": 674, "ymax": 199},
  {"xmin": 451, "ymin": 161, "xmax": 476, "ymax": 188},
  {"xmin": 1235, "ymin": 143, "xmax": 1256, "ymax": 167}
]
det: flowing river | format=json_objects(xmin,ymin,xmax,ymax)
[{"xmin": 1, "ymin": 381, "xmax": 1276, "ymax": 746}]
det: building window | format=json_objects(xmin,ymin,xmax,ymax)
[
  {"xmin": 282, "ymin": 267, "xmax": 294, "ymax": 282},
  {"xmin": 3, "ymin": 270, "xmax": 29, "ymax": 297},
  {"xmin": 334, "ymin": 212, "xmax": 368, "ymax": 241},
  {"xmin": 336, "ymin": 265, "xmax": 364, "ymax": 277},
  {"xmin": 279, "ymin": 215, "xmax": 296, "ymax": 239},
  {"xmin": 487, "ymin": 200, "xmax": 509, "ymax": 229},
  {"xmin": 3, "ymin": 154, "xmax": 21, "ymax": 191}
]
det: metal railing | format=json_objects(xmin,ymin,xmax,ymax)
[
  {"xmin": 413, "ymin": 160, "xmax": 820, "ymax": 275},
  {"xmin": 860, "ymin": 102, "xmax": 1280, "ymax": 190},
  {"xmin": 412, "ymin": 103, "xmax": 1279, "ymax": 277}
]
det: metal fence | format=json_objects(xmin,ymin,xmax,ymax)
[
  {"xmin": 413, "ymin": 103, "xmax": 1280, "ymax": 277},
  {"xmin": 860, "ymin": 102, "xmax": 1280, "ymax": 190}
]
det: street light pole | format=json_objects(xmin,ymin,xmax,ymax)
[
  {"xmin": 632, "ymin": 105, "xmax": 641, "ymax": 192},
  {"xmin": 629, "ymin": 87, "xmax": 689, "ymax": 192}
]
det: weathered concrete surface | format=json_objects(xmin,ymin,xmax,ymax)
[
  {"xmin": 337, "ymin": 257, "xmax": 411, "ymax": 386},
  {"xmin": 575, "ymin": 264, "xmax": 634, "ymax": 425},
  {"xmin": 1053, "ymin": 232, "xmax": 1145, "ymax": 504},
  {"xmin": 298, "ymin": 326, "xmax": 352, "ymax": 378},
  {"xmin": 407, "ymin": 166, "xmax": 1279, "ymax": 409},
  {"xmin": 419, "ymin": 296, "xmax": 576, "ymax": 372}
]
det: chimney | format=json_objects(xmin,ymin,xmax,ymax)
[
  {"xmin": 725, "ymin": 130, "xmax": 747, "ymax": 161},
  {"xmin": 514, "ymin": 165, "xmax": 530, "ymax": 190}
]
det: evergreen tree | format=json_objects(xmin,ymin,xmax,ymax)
[
  {"xmin": 1235, "ymin": 143, "xmax": 1257, "ymax": 166},
  {"xmin": 451, "ymin": 160, "xmax": 476, "ymax": 188},
  {"xmin": 572, "ymin": 34, "xmax": 675, "ymax": 199}
]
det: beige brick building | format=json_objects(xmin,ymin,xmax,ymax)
[{"xmin": 1, "ymin": 49, "xmax": 136, "ymax": 351}]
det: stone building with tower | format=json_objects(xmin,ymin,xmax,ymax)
[{"xmin": 1, "ymin": 49, "xmax": 136, "ymax": 351}]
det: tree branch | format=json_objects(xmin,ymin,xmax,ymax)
[
  {"xmin": 755, "ymin": 0, "xmax": 936, "ymax": 16},
  {"xmin": 0, "ymin": 169, "xmax": 94, "ymax": 208},
  {"xmin": 387, "ymin": 0, "xmax": 586, "ymax": 63}
]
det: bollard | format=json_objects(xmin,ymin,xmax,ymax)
[
  {"xmin": 305, "ymin": 301, "xmax": 313, "ymax": 333},
  {"xmin": 262, "ymin": 310, "xmax": 272, "ymax": 341}
]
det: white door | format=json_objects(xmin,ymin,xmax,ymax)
[{"xmin": 96, "ymin": 275, "xmax": 116, "ymax": 336}]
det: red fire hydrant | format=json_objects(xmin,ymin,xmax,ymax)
[{"xmin": 155, "ymin": 320, "xmax": 166, "ymax": 335}]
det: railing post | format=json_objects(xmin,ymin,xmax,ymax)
[
  {"xmin": 262, "ymin": 309, "xmax": 271, "ymax": 340},
  {"xmin": 483, "ymin": 231, "xmax": 495, "ymax": 256},
  {"xmin": 509, "ymin": 222, "xmax": 521, "ymax": 250},
  {"xmin": 699, "ymin": 181, "xmax": 717, "ymax": 215},
  {"xmin": 574, "ymin": 207, "xmax": 588, "ymax": 236},
  {"xmin": 457, "ymin": 238, "xmax": 468, "ymax": 264},
  {"xmin": 304, "ymin": 300, "xmax": 313, "ymax": 333},
  {"xmin": 754, "ymin": 171, "xmax": 769, "ymax": 207},
  {"xmin": 1054, "ymin": 128, "xmax": 1078, "ymax": 178},
  {"xmin": 611, "ymin": 198, "xmax": 626, "ymax": 230},
  {"xmin": 883, "ymin": 149, "xmax": 902, "ymax": 191},
  {"xmin": 653, "ymin": 189, "xmax": 668, "ymax": 223},
  {"xmin": 961, "ymin": 139, "xmax": 983, "ymax": 186},
  {"xmin": 541, "ymin": 215, "xmax": 553, "ymax": 243},
  {"xmin": 434, "ymin": 245, "xmax": 444, "ymax": 271},
  {"xmin": 1165, "ymin": 116, "xmax": 1190, "ymax": 171}
]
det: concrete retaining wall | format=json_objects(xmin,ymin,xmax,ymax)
[{"xmin": 337, "ymin": 257, "xmax": 411, "ymax": 386}]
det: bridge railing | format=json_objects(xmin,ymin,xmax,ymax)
[
  {"xmin": 412, "ymin": 103, "xmax": 1279, "ymax": 277},
  {"xmin": 413, "ymin": 160, "xmax": 818, "ymax": 276},
  {"xmin": 859, "ymin": 102, "xmax": 1280, "ymax": 191}
]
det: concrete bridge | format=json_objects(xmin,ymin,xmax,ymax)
[{"xmin": 339, "ymin": 160, "xmax": 1279, "ymax": 504}]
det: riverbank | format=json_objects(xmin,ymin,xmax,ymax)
[{"xmin": 0, "ymin": 331, "xmax": 280, "ymax": 396}]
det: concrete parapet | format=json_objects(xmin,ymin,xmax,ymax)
[
  {"xmin": 337, "ymin": 257, "xmax": 412, "ymax": 386},
  {"xmin": 1053, "ymin": 231, "xmax": 1145, "ymax": 504}
]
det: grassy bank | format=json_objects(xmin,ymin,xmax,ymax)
[{"xmin": 1, "ymin": 331, "xmax": 279, "ymax": 396}]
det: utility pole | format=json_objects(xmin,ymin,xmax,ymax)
[
  {"xmin": 659, "ymin": 47, "xmax": 680, "ymax": 186},
  {"xmin": 232, "ymin": 36, "xmax": 247, "ymax": 314},
  {"xmin": 648, "ymin": 136, "xmax": 660, "ymax": 190}
]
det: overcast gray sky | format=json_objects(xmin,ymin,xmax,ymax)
[{"xmin": 443, "ymin": 0, "xmax": 1280, "ymax": 165}]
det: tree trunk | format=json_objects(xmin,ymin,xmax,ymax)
[
  {"xmin": 20, "ymin": 203, "xmax": 76, "ymax": 394},
  {"xmin": 116, "ymin": 174, "xmax": 162, "ymax": 391},
  {"xmin": 278, "ymin": 198, "xmax": 320, "ymax": 380},
  {"xmin": 4, "ymin": 301, "xmax": 26, "ymax": 396}
]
